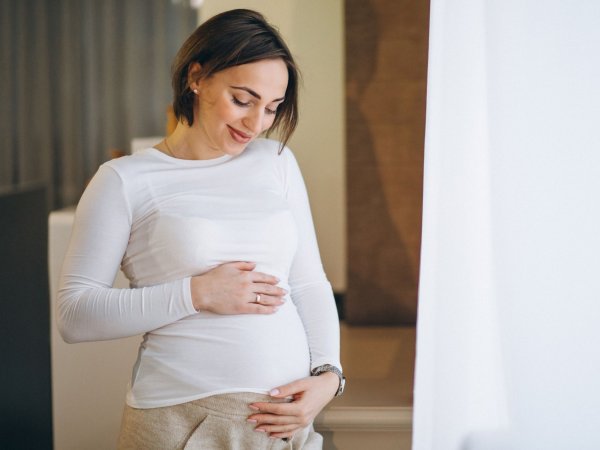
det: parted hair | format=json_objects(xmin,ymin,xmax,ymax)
[{"xmin": 171, "ymin": 9, "xmax": 299, "ymax": 152}]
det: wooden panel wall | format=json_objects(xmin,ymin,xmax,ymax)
[{"xmin": 345, "ymin": 0, "xmax": 429, "ymax": 324}]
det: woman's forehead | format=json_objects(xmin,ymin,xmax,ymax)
[{"xmin": 214, "ymin": 59, "xmax": 288, "ymax": 98}]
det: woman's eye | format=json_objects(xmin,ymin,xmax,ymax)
[
  {"xmin": 233, "ymin": 95, "xmax": 277, "ymax": 115},
  {"xmin": 232, "ymin": 96, "xmax": 249, "ymax": 107}
]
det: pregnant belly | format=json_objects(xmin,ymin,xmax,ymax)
[{"xmin": 130, "ymin": 301, "xmax": 311, "ymax": 405}]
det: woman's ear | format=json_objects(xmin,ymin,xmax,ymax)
[{"xmin": 187, "ymin": 62, "xmax": 203, "ymax": 92}]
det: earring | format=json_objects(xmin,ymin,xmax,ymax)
[{"xmin": 193, "ymin": 89, "xmax": 199, "ymax": 94}]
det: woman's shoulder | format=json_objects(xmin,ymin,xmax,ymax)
[{"xmin": 100, "ymin": 148, "xmax": 164, "ymax": 176}]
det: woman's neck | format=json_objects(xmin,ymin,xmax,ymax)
[{"xmin": 159, "ymin": 122, "xmax": 226, "ymax": 160}]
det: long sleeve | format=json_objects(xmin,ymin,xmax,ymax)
[
  {"xmin": 284, "ymin": 150, "xmax": 342, "ymax": 371},
  {"xmin": 57, "ymin": 165, "xmax": 197, "ymax": 343}
]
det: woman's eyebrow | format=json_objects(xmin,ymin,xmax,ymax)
[{"xmin": 230, "ymin": 86, "xmax": 285, "ymax": 102}]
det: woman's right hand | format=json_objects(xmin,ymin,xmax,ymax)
[{"xmin": 190, "ymin": 261, "xmax": 286, "ymax": 314}]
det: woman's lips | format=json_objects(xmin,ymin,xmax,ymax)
[{"xmin": 227, "ymin": 125, "xmax": 252, "ymax": 144}]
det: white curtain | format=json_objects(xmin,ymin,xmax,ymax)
[{"xmin": 413, "ymin": 1, "xmax": 600, "ymax": 449}]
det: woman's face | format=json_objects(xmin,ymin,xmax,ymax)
[{"xmin": 192, "ymin": 58, "xmax": 289, "ymax": 157}]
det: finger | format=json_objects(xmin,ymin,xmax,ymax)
[
  {"xmin": 256, "ymin": 423, "xmax": 301, "ymax": 434},
  {"xmin": 255, "ymin": 283, "xmax": 288, "ymax": 297},
  {"xmin": 248, "ymin": 413, "xmax": 297, "ymax": 426},
  {"xmin": 250, "ymin": 401, "xmax": 298, "ymax": 416},
  {"xmin": 267, "ymin": 379, "xmax": 309, "ymax": 399},
  {"xmin": 228, "ymin": 261, "xmax": 257, "ymax": 271},
  {"xmin": 250, "ymin": 293, "xmax": 285, "ymax": 306},
  {"xmin": 249, "ymin": 271, "xmax": 280, "ymax": 285}
]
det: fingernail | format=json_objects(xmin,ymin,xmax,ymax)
[
  {"xmin": 255, "ymin": 428, "xmax": 266, "ymax": 433},
  {"xmin": 269, "ymin": 389, "xmax": 280, "ymax": 396},
  {"xmin": 246, "ymin": 419, "xmax": 257, "ymax": 423},
  {"xmin": 249, "ymin": 405, "xmax": 259, "ymax": 411}
]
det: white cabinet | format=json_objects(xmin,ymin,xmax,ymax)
[{"xmin": 49, "ymin": 208, "xmax": 141, "ymax": 450}]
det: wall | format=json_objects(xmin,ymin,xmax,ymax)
[
  {"xmin": 345, "ymin": 0, "xmax": 429, "ymax": 324},
  {"xmin": 200, "ymin": 1, "xmax": 346, "ymax": 292}
]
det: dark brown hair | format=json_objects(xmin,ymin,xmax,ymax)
[{"xmin": 171, "ymin": 9, "xmax": 299, "ymax": 152}]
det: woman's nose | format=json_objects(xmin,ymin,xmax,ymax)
[{"xmin": 242, "ymin": 110, "xmax": 264, "ymax": 135}]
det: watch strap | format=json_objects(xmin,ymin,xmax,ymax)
[{"xmin": 311, "ymin": 364, "xmax": 345, "ymax": 397}]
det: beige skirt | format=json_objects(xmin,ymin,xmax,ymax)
[{"xmin": 117, "ymin": 392, "xmax": 323, "ymax": 450}]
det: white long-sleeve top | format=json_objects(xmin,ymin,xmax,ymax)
[{"xmin": 57, "ymin": 139, "xmax": 341, "ymax": 408}]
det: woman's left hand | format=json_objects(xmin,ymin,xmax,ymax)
[{"xmin": 247, "ymin": 372, "xmax": 340, "ymax": 439}]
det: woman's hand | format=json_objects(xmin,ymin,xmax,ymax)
[
  {"xmin": 190, "ymin": 261, "xmax": 286, "ymax": 314},
  {"xmin": 246, "ymin": 372, "xmax": 340, "ymax": 439}
]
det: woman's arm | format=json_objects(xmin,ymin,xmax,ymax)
[
  {"xmin": 284, "ymin": 149, "xmax": 342, "ymax": 371},
  {"xmin": 57, "ymin": 165, "xmax": 197, "ymax": 343}
]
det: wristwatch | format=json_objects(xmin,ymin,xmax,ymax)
[{"xmin": 311, "ymin": 364, "xmax": 346, "ymax": 397}]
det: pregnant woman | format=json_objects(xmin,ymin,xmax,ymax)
[{"xmin": 57, "ymin": 8, "xmax": 344, "ymax": 450}]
